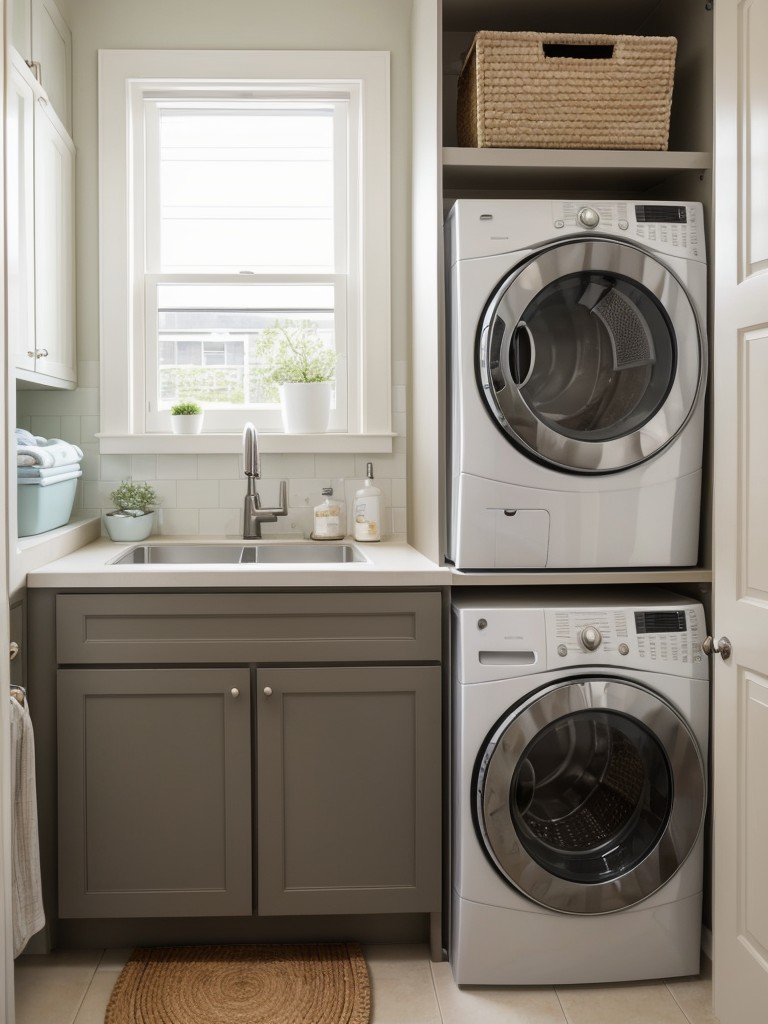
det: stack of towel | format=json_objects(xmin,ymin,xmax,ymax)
[{"xmin": 15, "ymin": 428, "xmax": 83, "ymax": 488}]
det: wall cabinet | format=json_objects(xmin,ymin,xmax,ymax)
[
  {"xmin": 8, "ymin": 50, "xmax": 76, "ymax": 389},
  {"xmin": 11, "ymin": 0, "xmax": 72, "ymax": 132},
  {"xmin": 50, "ymin": 590, "xmax": 443, "ymax": 925}
]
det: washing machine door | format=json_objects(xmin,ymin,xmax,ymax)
[
  {"xmin": 475, "ymin": 676, "xmax": 706, "ymax": 915},
  {"xmin": 478, "ymin": 238, "xmax": 705, "ymax": 473}
]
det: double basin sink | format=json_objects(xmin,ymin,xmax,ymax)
[{"xmin": 111, "ymin": 542, "xmax": 368, "ymax": 565}]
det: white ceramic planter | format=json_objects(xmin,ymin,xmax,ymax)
[
  {"xmin": 171, "ymin": 413, "xmax": 204, "ymax": 434},
  {"xmin": 279, "ymin": 381, "xmax": 332, "ymax": 433},
  {"xmin": 104, "ymin": 511, "xmax": 156, "ymax": 541}
]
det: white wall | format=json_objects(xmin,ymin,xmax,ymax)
[{"xmin": 17, "ymin": 0, "xmax": 412, "ymax": 538}]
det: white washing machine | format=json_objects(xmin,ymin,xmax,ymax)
[
  {"xmin": 445, "ymin": 199, "xmax": 708, "ymax": 570},
  {"xmin": 451, "ymin": 589, "xmax": 709, "ymax": 986}
]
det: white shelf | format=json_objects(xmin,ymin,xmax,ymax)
[{"xmin": 443, "ymin": 148, "xmax": 711, "ymax": 193}]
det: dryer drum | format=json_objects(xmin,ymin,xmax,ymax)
[{"xmin": 476, "ymin": 677, "xmax": 706, "ymax": 914}]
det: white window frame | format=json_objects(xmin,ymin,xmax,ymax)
[{"xmin": 98, "ymin": 49, "xmax": 392, "ymax": 453}]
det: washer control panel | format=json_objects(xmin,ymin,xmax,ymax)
[{"xmin": 547, "ymin": 603, "xmax": 707, "ymax": 675}]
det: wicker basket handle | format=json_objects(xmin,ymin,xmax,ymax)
[{"xmin": 542, "ymin": 41, "xmax": 616, "ymax": 61}]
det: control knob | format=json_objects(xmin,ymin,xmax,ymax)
[
  {"xmin": 577, "ymin": 207, "xmax": 600, "ymax": 229},
  {"xmin": 579, "ymin": 625, "xmax": 602, "ymax": 651}
]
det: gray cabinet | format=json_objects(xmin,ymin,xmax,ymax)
[
  {"xmin": 52, "ymin": 589, "xmax": 442, "ymax": 923},
  {"xmin": 57, "ymin": 666, "xmax": 252, "ymax": 918},
  {"xmin": 257, "ymin": 665, "xmax": 442, "ymax": 915}
]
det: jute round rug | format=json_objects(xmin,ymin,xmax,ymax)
[{"xmin": 104, "ymin": 942, "xmax": 371, "ymax": 1024}]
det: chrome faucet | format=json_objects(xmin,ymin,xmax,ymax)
[{"xmin": 242, "ymin": 422, "xmax": 287, "ymax": 539}]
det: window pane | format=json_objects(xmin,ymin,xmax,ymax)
[
  {"xmin": 155, "ymin": 282, "xmax": 336, "ymax": 410},
  {"xmin": 158, "ymin": 108, "xmax": 336, "ymax": 273}
]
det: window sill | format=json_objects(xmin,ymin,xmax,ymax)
[{"xmin": 97, "ymin": 433, "xmax": 396, "ymax": 455}]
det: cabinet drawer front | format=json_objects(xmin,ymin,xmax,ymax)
[{"xmin": 56, "ymin": 591, "xmax": 442, "ymax": 664}]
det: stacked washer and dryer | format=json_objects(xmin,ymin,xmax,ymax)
[{"xmin": 445, "ymin": 201, "xmax": 710, "ymax": 986}]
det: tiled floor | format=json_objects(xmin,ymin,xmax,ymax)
[{"xmin": 14, "ymin": 944, "xmax": 720, "ymax": 1024}]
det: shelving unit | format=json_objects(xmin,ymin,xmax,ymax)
[{"xmin": 409, "ymin": 0, "xmax": 714, "ymax": 581}]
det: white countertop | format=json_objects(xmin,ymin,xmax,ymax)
[{"xmin": 26, "ymin": 535, "xmax": 450, "ymax": 588}]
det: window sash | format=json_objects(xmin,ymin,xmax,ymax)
[{"xmin": 144, "ymin": 273, "xmax": 348, "ymax": 432}]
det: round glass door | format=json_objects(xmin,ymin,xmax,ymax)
[
  {"xmin": 478, "ymin": 239, "xmax": 704, "ymax": 473},
  {"xmin": 476, "ymin": 678, "xmax": 706, "ymax": 915}
]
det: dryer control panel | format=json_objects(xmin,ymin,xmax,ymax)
[{"xmin": 551, "ymin": 199, "xmax": 704, "ymax": 261}]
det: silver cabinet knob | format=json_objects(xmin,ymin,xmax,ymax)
[
  {"xmin": 702, "ymin": 635, "xmax": 732, "ymax": 660},
  {"xmin": 37, "ymin": 349, "xmax": 49, "ymax": 358},
  {"xmin": 9, "ymin": 641, "xmax": 20, "ymax": 661},
  {"xmin": 579, "ymin": 625, "xmax": 602, "ymax": 651},
  {"xmin": 230, "ymin": 687, "xmax": 240, "ymax": 698},
  {"xmin": 263, "ymin": 686, "xmax": 273, "ymax": 697}
]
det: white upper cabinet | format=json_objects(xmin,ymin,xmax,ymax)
[
  {"xmin": 11, "ymin": 0, "xmax": 72, "ymax": 133},
  {"xmin": 8, "ymin": 51, "xmax": 76, "ymax": 389}
]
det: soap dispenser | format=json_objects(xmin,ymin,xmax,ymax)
[
  {"xmin": 353, "ymin": 462, "xmax": 382, "ymax": 542},
  {"xmin": 311, "ymin": 487, "xmax": 345, "ymax": 541}
]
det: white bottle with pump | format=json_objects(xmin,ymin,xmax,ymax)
[{"xmin": 353, "ymin": 462, "xmax": 382, "ymax": 542}]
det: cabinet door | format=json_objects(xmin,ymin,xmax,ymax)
[
  {"xmin": 30, "ymin": 0, "xmax": 71, "ymax": 132},
  {"xmin": 58, "ymin": 667, "xmax": 252, "ymax": 918},
  {"xmin": 33, "ymin": 97, "xmax": 75, "ymax": 385},
  {"xmin": 257, "ymin": 665, "xmax": 442, "ymax": 915},
  {"xmin": 8, "ymin": 57, "xmax": 36, "ymax": 374}
]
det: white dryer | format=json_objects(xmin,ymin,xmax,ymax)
[
  {"xmin": 445, "ymin": 199, "xmax": 708, "ymax": 570},
  {"xmin": 451, "ymin": 589, "xmax": 709, "ymax": 986}
]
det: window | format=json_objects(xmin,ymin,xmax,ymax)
[{"xmin": 98, "ymin": 50, "xmax": 391, "ymax": 449}]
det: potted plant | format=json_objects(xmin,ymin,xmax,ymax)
[
  {"xmin": 170, "ymin": 401, "xmax": 204, "ymax": 434},
  {"xmin": 258, "ymin": 321, "xmax": 337, "ymax": 433},
  {"xmin": 104, "ymin": 481, "xmax": 159, "ymax": 541}
]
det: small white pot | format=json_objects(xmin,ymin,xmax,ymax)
[
  {"xmin": 279, "ymin": 382, "xmax": 332, "ymax": 433},
  {"xmin": 171, "ymin": 413, "xmax": 204, "ymax": 434},
  {"xmin": 104, "ymin": 511, "xmax": 156, "ymax": 541}
]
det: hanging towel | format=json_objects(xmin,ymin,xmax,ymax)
[
  {"xmin": 16, "ymin": 439, "xmax": 84, "ymax": 469},
  {"xmin": 10, "ymin": 695, "xmax": 45, "ymax": 957}
]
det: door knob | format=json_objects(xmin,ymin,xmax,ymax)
[
  {"xmin": 702, "ymin": 635, "xmax": 732, "ymax": 660},
  {"xmin": 9, "ymin": 641, "xmax": 19, "ymax": 661}
]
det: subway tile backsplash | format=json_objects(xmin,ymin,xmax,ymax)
[{"xmin": 16, "ymin": 361, "xmax": 408, "ymax": 540}]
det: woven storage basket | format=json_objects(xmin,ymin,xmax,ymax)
[{"xmin": 458, "ymin": 31, "xmax": 677, "ymax": 151}]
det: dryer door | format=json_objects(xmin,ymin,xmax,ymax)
[
  {"xmin": 475, "ymin": 677, "xmax": 706, "ymax": 915},
  {"xmin": 478, "ymin": 238, "xmax": 705, "ymax": 473}
]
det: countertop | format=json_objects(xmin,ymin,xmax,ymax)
[{"xmin": 26, "ymin": 535, "xmax": 450, "ymax": 589}]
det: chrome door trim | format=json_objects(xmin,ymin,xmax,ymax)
[
  {"xmin": 476, "ymin": 677, "xmax": 706, "ymax": 915},
  {"xmin": 478, "ymin": 238, "xmax": 705, "ymax": 473}
]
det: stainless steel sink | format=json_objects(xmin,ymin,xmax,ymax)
[{"xmin": 110, "ymin": 542, "xmax": 369, "ymax": 565}]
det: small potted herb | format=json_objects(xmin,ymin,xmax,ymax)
[
  {"xmin": 104, "ymin": 481, "xmax": 159, "ymax": 541},
  {"xmin": 258, "ymin": 321, "xmax": 337, "ymax": 433},
  {"xmin": 170, "ymin": 401, "xmax": 204, "ymax": 434}
]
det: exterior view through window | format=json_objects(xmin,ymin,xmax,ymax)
[{"xmin": 145, "ymin": 101, "xmax": 347, "ymax": 431}]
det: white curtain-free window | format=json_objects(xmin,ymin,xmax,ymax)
[{"xmin": 98, "ymin": 50, "xmax": 391, "ymax": 448}]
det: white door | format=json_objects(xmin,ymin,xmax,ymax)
[{"xmin": 712, "ymin": 0, "xmax": 768, "ymax": 1021}]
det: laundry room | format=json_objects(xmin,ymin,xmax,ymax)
[{"xmin": 3, "ymin": 0, "xmax": 766, "ymax": 1023}]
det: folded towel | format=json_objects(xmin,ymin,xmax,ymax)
[
  {"xmin": 17, "ymin": 469, "xmax": 81, "ymax": 487},
  {"xmin": 16, "ymin": 439, "xmax": 84, "ymax": 469},
  {"xmin": 14, "ymin": 428, "xmax": 38, "ymax": 446},
  {"xmin": 18, "ymin": 463, "xmax": 82, "ymax": 480},
  {"xmin": 10, "ymin": 696, "xmax": 45, "ymax": 957}
]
